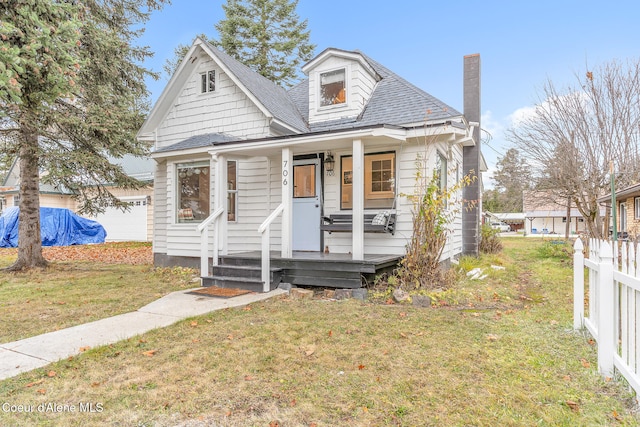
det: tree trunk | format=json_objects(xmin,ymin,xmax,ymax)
[{"xmin": 6, "ymin": 127, "xmax": 47, "ymax": 271}]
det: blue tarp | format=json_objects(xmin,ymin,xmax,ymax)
[{"xmin": 0, "ymin": 207, "xmax": 106, "ymax": 248}]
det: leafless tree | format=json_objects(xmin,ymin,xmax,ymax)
[{"xmin": 506, "ymin": 59, "xmax": 640, "ymax": 238}]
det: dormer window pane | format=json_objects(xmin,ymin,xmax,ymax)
[{"xmin": 320, "ymin": 69, "xmax": 345, "ymax": 106}]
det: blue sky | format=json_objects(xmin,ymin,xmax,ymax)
[{"xmin": 138, "ymin": 0, "xmax": 640, "ymax": 180}]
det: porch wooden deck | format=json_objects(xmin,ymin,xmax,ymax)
[{"xmin": 203, "ymin": 251, "xmax": 402, "ymax": 291}]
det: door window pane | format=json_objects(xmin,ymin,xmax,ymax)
[{"xmin": 293, "ymin": 164, "xmax": 316, "ymax": 198}]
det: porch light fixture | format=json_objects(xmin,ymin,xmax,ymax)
[{"xmin": 324, "ymin": 152, "xmax": 335, "ymax": 176}]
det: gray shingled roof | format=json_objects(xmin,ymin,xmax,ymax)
[
  {"xmin": 290, "ymin": 51, "xmax": 462, "ymax": 132},
  {"xmin": 357, "ymin": 53, "xmax": 462, "ymax": 123},
  {"xmin": 206, "ymin": 41, "xmax": 308, "ymax": 133},
  {"xmin": 158, "ymin": 47, "xmax": 463, "ymax": 154},
  {"xmin": 154, "ymin": 133, "xmax": 241, "ymax": 153}
]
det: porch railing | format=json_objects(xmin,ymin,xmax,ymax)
[
  {"xmin": 197, "ymin": 207, "xmax": 224, "ymax": 276},
  {"xmin": 258, "ymin": 203, "xmax": 284, "ymax": 292}
]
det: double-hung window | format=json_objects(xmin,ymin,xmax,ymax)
[
  {"xmin": 341, "ymin": 152, "xmax": 396, "ymax": 209},
  {"xmin": 227, "ymin": 161, "xmax": 237, "ymax": 222},
  {"xmin": 436, "ymin": 152, "xmax": 447, "ymax": 194},
  {"xmin": 201, "ymin": 70, "xmax": 215, "ymax": 93},
  {"xmin": 435, "ymin": 152, "xmax": 448, "ymax": 208},
  {"xmin": 635, "ymin": 197, "xmax": 640, "ymax": 219},
  {"xmin": 320, "ymin": 69, "xmax": 346, "ymax": 107}
]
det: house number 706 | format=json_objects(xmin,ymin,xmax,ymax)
[{"xmin": 282, "ymin": 161, "xmax": 288, "ymax": 185}]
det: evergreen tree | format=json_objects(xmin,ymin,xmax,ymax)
[
  {"xmin": 484, "ymin": 148, "xmax": 531, "ymax": 212},
  {"xmin": 494, "ymin": 148, "xmax": 531, "ymax": 212},
  {"xmin": 0, "ymin": 0, "xmax": 168, "ymax": 270},
  {"xmin": 165, "ymin": 0, "xmax": 315, "ymax": 87}
]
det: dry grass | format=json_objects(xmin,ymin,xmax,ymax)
[
  {"xmin": 0, "ymin": 244, "xmax": 197, "ymax": 342},
  {"xmin": 0, "ymin": 238, "xmax": 638, "ymax": 426}
]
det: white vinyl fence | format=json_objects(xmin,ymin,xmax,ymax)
[{"xmin": 574, "ymin": 238, "xmax": 640, "ymax": 397}]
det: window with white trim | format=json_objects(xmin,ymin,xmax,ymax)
[
  {"xmin": 635, "ymin": 197, "xmax": 640, "ymax": 219},
  {"xmin": 341, "ymin": 152, "xmax": 396, "ymax": 209},
  {"xmin": 435, "ymin": 151, "xmax": 448, "ymax": 208},
  {"xmin": 201, "ymin": 70, "xmax": 215, "ymax": 93},
  {"xmin": 227, "ymin": 160, "xmax": 237, "ymax": 222},
  {"xmin": 176, "ymin": 162, "xmax": 210, "ymax": 223},
  {"xmin": 320, "ymin": 68, "xmax": 346, "ymax": 107},
  {"xmin": 436, "ymin": 152, "xmax": 447, "ymax": 193}
]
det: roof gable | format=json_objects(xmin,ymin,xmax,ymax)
[
  {"xmin": 204, "ymin": 41, "xmax": 307, "ymax": 133},
  {"xmin": 138, "ymin": 38, "xmax": 308, "ymax": 140}
]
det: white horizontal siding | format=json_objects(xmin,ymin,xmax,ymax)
[
  {"xmin": 166, "ymin": 225, "xmax": 211, "ymax": 258},
  {"xmin": 156, "ymin": 57, "xmax": 271, "ymax": 150},
  {"xmin": 153, "ymin": 160, "xmax": 168, "ymax": 254},
  {"xmin": 227, "ymin": 157, "xmax": 271, "ymax": 253}
]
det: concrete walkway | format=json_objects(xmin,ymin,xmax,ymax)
[{"xmin": 0, "ymin": 288, "xmax": 287, "ymax": 381}]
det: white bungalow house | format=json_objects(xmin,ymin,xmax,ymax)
[{"xmin": 138, "ymin": 38, "xmax": 483, "ymax": 291}]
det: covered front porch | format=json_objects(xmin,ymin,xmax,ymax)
[
  {"xmin": 202, "ymin": 251, "xmax": 402, "ymax": 291},
  {"xmin": 189, "ymin": 123, "xmax": 469, "ymax": 291}
]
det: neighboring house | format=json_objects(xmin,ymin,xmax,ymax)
[
  {"xmin": 599, "ymin": 182, "xmax": 640, "ymax": 239},
  {"xmin": 0, "ymin": 155, "xmax": 154, "ymax": 242},
  {"xmin": 523, "ymin": 191, "xmax": 602, "ymax": 235},
  {"xmin": 138, "ymin": 38, "xmax": 484, "ymax": 290},
  {"xmin": 484, "ymin": 212, "xmax": 525, "ymax": 232}
]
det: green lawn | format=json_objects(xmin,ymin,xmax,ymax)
[
  {"xmin": 0, "ymin": 238, "xmax": 637, "ymax": 426},
  {"xmin": 0, "ymin": 244, "xmax": 197, "ymax": 342}
]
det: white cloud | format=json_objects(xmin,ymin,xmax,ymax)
[
  {"xmin": 480, "ymin": 110, "xmax": 504, "ymax": 142},
  {"xmin": 508, "ymin": 105, "xmax": 538, "ymax": 128}
]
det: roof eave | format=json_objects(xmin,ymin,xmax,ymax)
[
  {"xmin": 302, "ymin": 48, "xmax": 380, "ymax": 81},
  {"xmin": 151, "ymin": 145, "xmax": 213, "ymax": 160}
]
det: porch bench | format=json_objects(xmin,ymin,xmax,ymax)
[{"xmin": 321, "ymin": 212, "xmax": 396, "ymax": 235}]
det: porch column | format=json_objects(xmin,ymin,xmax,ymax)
[
  {"xmin": 281, "ymin": 147, "xmax": 293, "ymax": 258},
  {"xmin": 214, "ymin": 154, "xmax": 228, "ymax": 255},
  {"xmin": 352, "ymin": 139, "xmax": 364, "ymax": 260}
]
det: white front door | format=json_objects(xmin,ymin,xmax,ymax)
[{"xmin": 292, "ymin": 158, "xmax": 321, "ymax": 251}]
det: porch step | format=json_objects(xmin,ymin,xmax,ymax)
[
  {"xmin": 201, "ymin": 264, "xmax": 282, "ymax": 292},
  {"xmin": 216, "ymin": 252, "xmax": 402, "ymax": 289},
  {"xmin": 212, "ymin": 264, "xmax": 281, "ymax": 281}
]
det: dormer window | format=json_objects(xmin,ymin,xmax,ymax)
[
  {"xmin": 320, "ymin": 69, "xmax": 346, "ymax": 106},
  {"xmin": 201, "ymin": 70, "xmax": 215, "ymax": 93}
]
